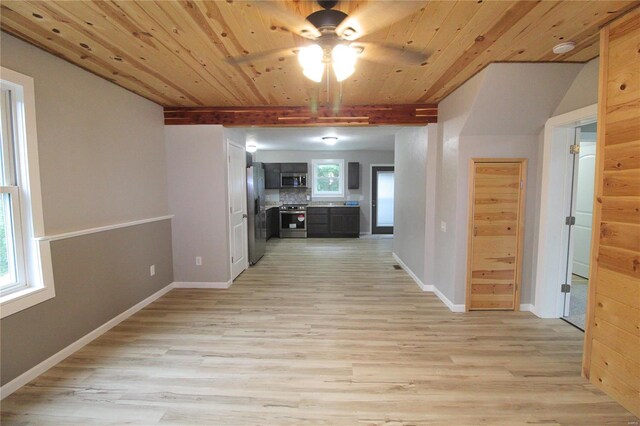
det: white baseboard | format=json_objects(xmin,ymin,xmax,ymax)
[
  {"xmin": 172, "ymin": 281, "xmax": 232, "ymax": 289},
  {"xmin": 0, "ymin": 278, "xmax": 239, "ymax": 399},
  {"xmin": 0, "ymin": 282, "xmax": 174, "ymax": 399},
  {"xmin": 392, "ymin": 252, "xmax": 464, "ymax": 313},
  {"xmin": 519, "ymin": 303, "xmax": 533, "ymax": 312},
  {"xmin": 431, "ymin": 285, "xmax": 465, "ymax": 313},
  {"xmin": 392, "ymin": 253, "xmax": 432, "ymax": 291}
]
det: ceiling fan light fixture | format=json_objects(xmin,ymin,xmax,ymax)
[
  {"xmin": 303, "ymin": 63, "xmax": 325, "ymax": 83},
  {"xmin": 332, "ymin": 44, "xmax": 357, "ymax": 82},
  {"xmin": 298, "ymin": 44, "xmax": 325, "ymax": 82},
  {"xmin": 341, "ymin": 26, "xmax": 357, "ymax": 39},
  {"xmin": 298, "ymin": 44, "xmax": 323, "ymax": 68},
  {"xmin": 322, "ymin": 136, "xmax": 338, "ymax": 146}
]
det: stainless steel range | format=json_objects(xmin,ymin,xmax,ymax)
[{"xmin": 279, "ymin": 204, "xmax": 307, "ymax": 238}]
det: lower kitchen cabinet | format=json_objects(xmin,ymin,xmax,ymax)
[
  {"xmin": 307, "ymin": 207, "xmax": 359, "ymax": 238},
  {"xmin": 266, "ymin": 207, "xmax": 280, "ymax": 239}
]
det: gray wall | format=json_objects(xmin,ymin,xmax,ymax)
[
  {"xmin": 0, "ymin": 34, "xmax": 173, "ymax": 386},
  {"xmin": 393, "ymin": 127, "xmax": 437, "ymax": 285},
  {"xmin": 165, "ymin": 125, "xmax": 240, "ymax": 284},
  {"xmin": 255, "ymin": 150, "xmax": 394, "ymax": 233},
  {"xmin": 1, "ymin": 221, "xmax": 173, "ymax": 385},
  {"xmin": 434, "ymin": 70, "xmax": 485, "ymax": 303},
  {"xmin": 434, "ymin": 62, "xmax": 585, "ymax": 306},
  {"xmin": 0, "ymin": 33, "xmax": 169, "ymax": 235},
  {"xmin": 553, "ymin": 58, "xmax": 599, "ymax": 116}
]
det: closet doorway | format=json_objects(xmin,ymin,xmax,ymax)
[{"xmin": 561, "ymin": 122, "xmax": 597, "ymax": 330}]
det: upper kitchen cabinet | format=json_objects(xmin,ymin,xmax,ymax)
[
  {"xmin": 280, "ymin": 163, "xmax": 308, "ymax": 173},
  {"xmin": 264, "ymin": 163, "xmax": 281, "ymax": 189},
  {"xmin": 348, "ymin": 162, "xmax": 360, "ymax": 189}
]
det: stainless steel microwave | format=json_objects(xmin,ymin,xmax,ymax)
[{"xmin": 281, "ymin": 173, "xmax": 307, "ymax": 188}]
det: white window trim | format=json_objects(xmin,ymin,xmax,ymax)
[
  {"xmin": 0, "ymin": 67, "xmax": 55, "ymax": 319},
  {"xmin": 312, "ymin": 158, "xmax": 345, "ymax": 198}
]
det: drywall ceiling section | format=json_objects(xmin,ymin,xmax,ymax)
[
  {"xmin": 244, "ymin": 126, "xmax": 398, "ymax": 151},
  {"xmin": 461, "ymin": 63, "xmax": 583, "ymax": 136}
]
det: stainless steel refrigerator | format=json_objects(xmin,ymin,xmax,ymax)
[{"xmin": 247, "ymin": 162, "xmax": 266, "ymax": 265}]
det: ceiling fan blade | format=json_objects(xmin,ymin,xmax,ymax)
[
  {"xmin": 336, "ymin": 2, "xmax": 425, "ymax": 40},
  {"xmin": 254, "ymin": 1, "xmax": 321, "ymax": 39},
  {"xmin": 353, "ymin": 42, "xmax": 427, "ymax": 65},
  {"xmin": 228, "ymin": 48, "xmax": 297, "ymax": 65}
]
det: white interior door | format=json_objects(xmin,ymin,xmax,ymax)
[
  {"xmin": 228, "ymin": 140, "xmax": 247, "ymax": 280},
  {"xmin": 572, "ymin": 141, "xmax": 596, "ymax": 278}
]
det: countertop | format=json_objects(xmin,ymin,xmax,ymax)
[
  {"xmin": 308, "ymin": 204, "xmax": 360, "ymax": 208},
  {"xmin": 265, "ymin": 203, "xmax": 360, "ymax": 208}
]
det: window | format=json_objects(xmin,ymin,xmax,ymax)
[
  {"xmin": 0, "ymin": 84, "xmax": 27, "ymax": 295},
  {"xmin": 0, "ymin": 67, "xmax": 54, "ymax": 318},
  {"xmin": 312, "ymin": 159, "xmax": 344, "ymax": 197}
]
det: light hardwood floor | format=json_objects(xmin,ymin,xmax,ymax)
[{"xmin": 1, "ymin": 238, "xmax": 637, "ymax": 425}]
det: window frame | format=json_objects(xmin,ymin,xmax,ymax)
[
  {"xmin": 1, "ymin": 85, "xmax": 28, "ymax": 295},
  {"xmin": 312, "ymin": 158, "xmax": 345, "ymax": 198},
  {"xmin": 0, "ymin": 67, "xmax": 55, "ymax": 319}
]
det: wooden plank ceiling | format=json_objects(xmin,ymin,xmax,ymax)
[{"xmin": 1, "ymin": 0, "xmax": 638, "ymax": 109}]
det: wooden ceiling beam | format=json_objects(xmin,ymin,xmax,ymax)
[{"xmin": 164, "ymin": 104, "xmax": 438, "ymax": 127}]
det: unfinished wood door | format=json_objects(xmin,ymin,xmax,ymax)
[{"xmin": 467, "ymin": 160, "xmax": 527, "ymax": 311}]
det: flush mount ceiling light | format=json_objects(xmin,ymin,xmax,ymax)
[
  {"xmin": 298, "ymin": 44, "xmax": 358, "ymax": 83},
  {"xmin": 552, "ymin": 41, "xmax": 576, "ymax": 54},
  {"xmin": 322, "ymin": 136, "xmax": 338, "ymax": 146},
  {"xmin": 246, "ymin": 141, "xmax": 258, "ymax": 153}
]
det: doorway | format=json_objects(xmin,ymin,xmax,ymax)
[
  {"xmin": 561, "ymin": 122, "xmax": 597, "ymax": 330},
  {"xmin": 534, "ymin": 104, "xmax": 597, "ymax": 319},
  {"xmin": 371, "ymin": 166, "xmax": 394, "ymax": 234},
  {"xmin": 466, "ymin": 159, "xmax": 527, "ymax": 311},
  {"xmin": 228, "ymin": 139, "xmax": 248, "ymax": 280}
]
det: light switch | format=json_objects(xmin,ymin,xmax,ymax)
[
  {"xmin": 196, "ymin": 256, "xmax": 202, "ymax": 266},
  {"xmin": 150, "ymin": 265, "xmax": 156, "ymax": 276},
  {"xmin": 441, "ymin": 221, "xmax": 447, "ymax": 232}
]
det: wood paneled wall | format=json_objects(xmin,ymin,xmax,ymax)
[{"xmin": 583, "ymin": 7, "xmax": 640, "ymax": 418}]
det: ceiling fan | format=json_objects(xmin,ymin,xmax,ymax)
[{"xmin": 230, "ymin": 0, "xmax": 427, "ymax": 83}]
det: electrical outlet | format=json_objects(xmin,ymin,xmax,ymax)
[
  {"xmin": 441, "ymin": 221, "xmax": 447, "ymax": 232},
  {"xmin": 150, "ymin": 265, "xmax": 155, "ymax": 276},
  {"xmin": 196, "ymin": 256, "xmax": 202, "ymax": 266}
]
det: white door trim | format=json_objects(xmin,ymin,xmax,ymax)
[
  {"xmin": 369, "ymin": 163, "xmax": 394, "ymax": 234},
  {"xmin": 227, "ymin": 138, "xmax": 248, "ymax": 281},
  {"xmin": 533, "ymin": 104, "xmax": 597, "ymax": 318}
]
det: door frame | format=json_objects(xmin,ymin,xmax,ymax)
[
  {"xmin": 227, "ymin": 138, "xmax": 248, "ymax": 280},
  {"xmin": 370, "ymin": 164, "xmax": 394, "ymax": 234},
  {"xmin": 465, "ymin": 158, "xmax": 528, "ymax": 312},
  {"xmin": 533, "ymin": 104, "xmax": 597, "ymax": 318}
]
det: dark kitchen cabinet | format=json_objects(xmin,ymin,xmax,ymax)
[
  {"xmin": 329, "ymin": 208, "xmax": 360, "ymax": 237},
  {"xmin": 307, "ymin": 207, "xmax": 330, "ymax": 237},
  {"xmin": 266, "ymin": 207, "xmax": 280, "ymax": 240},
  {"xmin": 348, "ymin": 162, "xmax": 360, "ymax": 189},
  {"xmin": 280, "ymin": 162, "xmax": 308, "ymax": 173},
  {"xmin": 307, "ymin": 207, "xmax": 359, "ymax": 238},
  {"xmin": 264, "ymin": 163, "xmax": 281, "ymax": 189}
]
